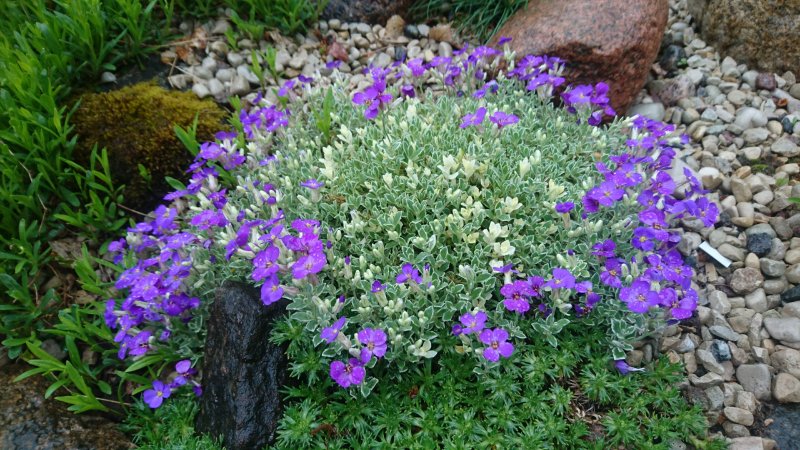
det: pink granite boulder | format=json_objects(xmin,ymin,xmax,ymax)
[{"xmin": 493, "ymin": 0, "xmax": 668, "ymax": 115}]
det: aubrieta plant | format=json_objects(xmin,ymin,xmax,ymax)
[{"xmin": 104, "ymin": 39, "xmax": 718, "ymax": 415}]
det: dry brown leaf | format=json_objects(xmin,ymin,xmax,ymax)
[
  {"xmin": 429, "ymin": 24, "xmax": 454, "ymax": 43},
  {"xmin": 175, "ymin": 45, "xmax": 194, "ymax": 64},
  {"xmin": 189, "ymin": 26, "xmax": 208, "ymax": 50},
  {"xmin": 266, "ymin": 30, "xmax": 292, "ymax": 47}
]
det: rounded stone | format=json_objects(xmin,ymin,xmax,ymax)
[
  {"xmin": 736, "ymin": 363, "xmax": 772, "ymax": 401},
  {"xmin": 773, "ymin": 349, "xmax": 800, "ymax": 379},
  {"xmin": 773, "ymin": 373, "xmax": 800, "ymax": 403},
  {"xmin": 628, "ymin": 102, "xmax": 666, "ymax": 121},
  {"xmin": 724, "ymin": 406, "xmax": 755, "ymax": 426},
  {"xmin": 761, "ymin": 259, "xmax": 787, "ymax": 278},
  {"xmin": 730, "ymin": 267, "xmax": 764, "ymax": 294}
]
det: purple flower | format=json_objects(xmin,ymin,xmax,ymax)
[
  {"xmin": 326, "ymin": 60, "xmax": 342, "ymax": 70},
  {"xmin": 694, "ymin": 197, "xmax": 718, "ymax": 228},
  {"xmin": 491, "ymin": 262, "xmax": 516, "ymax": 274},
  {"xmin": 252, "ymin": 245, "xmax": 280, "ymax": 281},
  {"xmin": 589, "ymin": 181, "xmax": 624, "ymax": 207},
  {"xmin": 662, "ymin": 288, "xmax": 697, "ymax": 320},
  {"xmin": 260, "ymin": 274, "xmax": 284, "ymax": 305},
  {"xmin": 544, "ymin": 268, "xmax": 575, "ymax": 290},
  {"xmin": 396, "ymin": 263, "xmax": 423, "ymax": 285},
  {"xmin": 527, "ymin": 275, "xmax": 545, "ymax": 298},
  {"xmin": 198, "ymin": 142, "xmax": 224, "ymax": 160},
  {"xmin": 651, "ymin": 171, "xmax": 675, "ymax": 196},
  {"xmin": 300, "ymin": 179, "xmax": 324, "ymax": 190},
  {"xmin": 321, "ymin": 316, "xmax": 346, "ymax": 343},
  {"xmin": 291, "ymin": 252, "xmax": 327, "ymax": 279},
  {"xmin": 619, "ymin": 279, "xmax": 659, "ymax": 314},
  {"xmin": 614, "ymin": 359, "xmax": 645, "ymax": 375},
  {"xmin": 128, "ymin": 330, "xmax": 152, "ymax": 357},
  {"xmin": 497, "ymin": 36, "xmax": 512, "ymax": 45},
  {"xmin": 371, "ymin": 280, "xmax": 385, "ymax": 293},
  {"xmin": 555, "ymin": 202, "xmax": 575, "ymax": 214},
  {"xmin": 406, "ymin": 58, "xmax": 425, "ymax": 77},
  {"xmin": 460, "ymin": 107, "xmax": 487, "ymax": 128},
  {"xmin": 500, "ymin": 280, "xmax": 533, "ymax": 314},
  {"xmin": 277, "ymin": 79, "xmax": 296, "ymax": 97},
  {"xmin": 489, "ymin": 111, "xmax": 519, "ymax": 128},
  {"xmin": 479, "ymin": 328, "xmax": 514, "ymax": 362},
  {"xmin": 172, "ymin": 360, "xmax": 195, "ymax": 387},
  {"xmin": 357, "ymin": 328, "xmax": 387, "ymax": 362},
  {"xmin": 631, "ymin": 227, "xmax": 657, "ymax": 252},
  {"xmin": 143, "ymin": 380, "xmax": 171, "ymax": 408},
  {"xmin": 592, "ymin": 240, "xmax": 616, "ymax": 258},
  {"xmin": 562, "ymin": 85, "xmax": 593, "ymax": 105},
  {"xmin": 582, "ymin": 194, "xmax": 599, "ymax": 214},
  {"xmin": 611, "ymin": 163, "xmax": 644, "ymax": 188},
  {"xmin": 600, "ymin": 258, "xmax": 623, "ymax": 288},
  {"xmin": 400, "ymin": 84, "xmax": 415, "ymax": 98},
  {"xmin": 459, "ymin": 311, "xmax": 487, "ymax": 335},
  {"xmin": 330, "ymin": 358, "xmax": 366, "ymax": 388},
  {"xmin": 352, "ymin": 84, "xmax": 392, "ymax": 120}
]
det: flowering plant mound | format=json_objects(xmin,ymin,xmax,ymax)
[{"xmin": 103, "ymin": 42, "xmax": 717, "ymax": 409}]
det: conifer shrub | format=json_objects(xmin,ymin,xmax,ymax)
[{"xmin": 70, "ymin": 82, "xmax": 227, "ymax": 212}]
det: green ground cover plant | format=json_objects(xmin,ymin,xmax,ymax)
[
  {"xmin": 105, "ymin": 43, "xmax": 723, "ymax": 446},
  {"xmin": 0, "ymin": 0, "xmax": 327, "ymax": 415}
]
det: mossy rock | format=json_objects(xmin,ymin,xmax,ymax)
[{"xmin": 71, "ymin": 82, "xmax": 227, "ymax": 212}]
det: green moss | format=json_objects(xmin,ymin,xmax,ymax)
[{"xmin": 70, "ymin": 82, "xmax": 227, "ymax": 212}]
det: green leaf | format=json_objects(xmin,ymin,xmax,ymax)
[
  {"xmin": 124, "ymin": 354, "xmax": 163, "ymax": 373},
  {"xmin": 164, "ymin": 176, "xmax": 186, "ymax": 191}
]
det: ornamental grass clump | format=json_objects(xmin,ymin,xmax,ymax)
[{"xmin": 104, "ymin": 41, "xmax": 720, "ymax": 445}]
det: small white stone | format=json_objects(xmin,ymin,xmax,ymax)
[
  {"xmin": 230, "ymin": 75, "xmax": 250, "ymax": 96},
  {"xmin": 208, "ymin": 78, "xmax": 224, "ymax": 97},
  {"xmin": 100, "ymin": 71, "xmax": 116, "ymax": 83},
  {"xmin": 216, "ymin": 68, "xmax": 235, "ymax": 83},
  {"xmin": 192, "ymin": 82, "xmax": 210, "ymax": 98},
  {"xmin": 227, "ymin": 52, "xmax": 244, "ymax": 67}
]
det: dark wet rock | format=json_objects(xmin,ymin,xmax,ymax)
[
  {"xmin": 763, "ymin": 403, "xmax": 800, "ymax": 448},
  {"xmin": 0, "ymin": 364, "xmax": 132, "ymax": 450},
  {"xmin": 404, "ymin": 24, "xmax": 420, "ymax": 39},
  {"xmin": 782, "ymin": 285, "xmax": 800, "ymax": 303},
  {"xmin": 746, "ymin": 233, "xmax": 774, "ymax": 257},
  {"xmin": 195, "ymin": 281, "xmax": 289, "ymax": 450},
  {"xmin": 689, "ymin": 0, "xmax": 800, "ymax": 74},
  {"xmin": 659, "ymin": 44, "xmax": 686, "ymax": 73},
  {"xmin": 321, "ymin": 0, "xmax": 414, "ymax": 24},
  {"xmin": 394, "ymin": 46, "xmax": 407, "ymax": 62},
  {"xmin": 783, "ymin": 116, "xmax": 797, "ymax": 134},
  {"xmin": 493, "ymin": 0, "xmax": 668, "ymax": 114},
  {"xmin": 711, "ymin": 340, "xmax": 732, "ymax": 362}
]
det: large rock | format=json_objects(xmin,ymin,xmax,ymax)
[
  {"xmin": 0, "ymin": 364, "xmax": 132, "ymax": 450},
  {"xmin": 688, "ymin": 0, "xmax": 800, "ymax": 74},
  {"xmin": 195, "ymin": 281, "xmax": 290, "ymax": 450},
  {"xmin": 321, "ymin": 0, "xmax": 414, "ymax": 24},
  {"xmin": 494, "ymin": 0, "xmax": 668, "ymax": 114}
]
